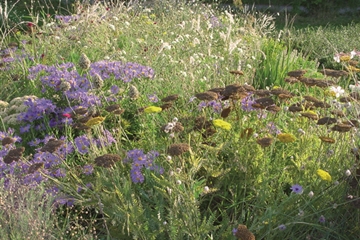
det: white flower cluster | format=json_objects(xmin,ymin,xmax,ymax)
[
  {"xmin": 163, "ymin": 117, "xmax": 178, "ymax": 133},
  {"xmin": 0, "ymin": 95, "xmax": 38, "ymax": 125}
]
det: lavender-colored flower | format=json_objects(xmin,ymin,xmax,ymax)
[
  {"xmin": 148, "ymin": 94, "xmax": 159, "ymax": 103},
  {"xmin": 19, "ymin": 124, "xmax": 31, "ymax": 133},
  {"xmin": 232, "ymin": 228, "xmax": 238, "ymax": 235},
  {"xmin": 267, "ymin": 122, "xmax": 281, "ymax": 134},
  {"xmin": 198, "ymin": 101, "xmax": 207, "ymax": 111},
  {"xmin": 82, "ymin": 164, "xmax": 94, "ymax": 175},
  {"xmin": 241, "ymin": 94, "xmax": 255, "ymax": 111},
  {"xmin": 290, "ymin": 184, "xmax": 303, "ymax": 194},
  {"xmin": 110, "ymin": 85, "xmax": 120, "ymax": 94},
  {"xmin": 319, "ymin": 215, "xmax": 326, "ymax": 223},
  {"xmin": 74, "ymin": 135, "xmax": 91, "ymax": 154},
  {"xmin": 130, "ymin": 167, "xmax": 144, "ymax": 183},
  {"xmin": 52, "ymin": 168, "xmax": 66, "ymax": 178},
  {"xmin": 208, "ymin": 100, "xmax": 222, "ymax": 113},
  {"xmin": 278, "ymin": 224, "xmax": 286, "ymax": 231},
  {"xmin": 28, "ymin": 138, "xmax": 42, "ymax": 147}
]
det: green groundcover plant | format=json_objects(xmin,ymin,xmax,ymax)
[{"xmin": 0, "ymin": 0, "xmax": 360, "ymax": 239}]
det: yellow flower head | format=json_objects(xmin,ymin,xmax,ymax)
[
  {"xmin": 213, "ymin": 119, "xmax": 232, "ymax": 130},
  {"xmin": 317, "ymin": 169, "xmax": 332, "ymax": 182},
  {"xmin": 339, "ymin": 55, "xmax": 351, "ymax": 62},
  {"xmin": 277, "ymin": 133, "xmax": 296, "ymax": 143},
  {"xmin": 85, "ymin": 116, "xmax": 105, "ymax": 127},
  {"xmin": 144, "ymin": 106, "xmax": 162, "ymax": 113}
]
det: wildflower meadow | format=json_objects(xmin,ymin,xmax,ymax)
[{"xmin": 0, "ymin": 0, "xmax": 360, "ymax": 239}]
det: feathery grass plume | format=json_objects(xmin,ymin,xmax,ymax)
[
  {"xmin": 195, "ymin": 91, "xmax": 218, "ymax": 101},
  {"xmin": 319, "ymin": 136, "xmax": 336, "ymax": 144},
  {"xmin": 2, "ymin": 136, "xmax": 15, "ymax": 146},
  {"xmin": 128, "ymin": 85, "xmax": 140, "ymax": 100},
  {"xmin": 256, "ymin": 137, "xmax": 273, "ymax": 148},
  {"xmin": 234, "ymin": 224, "xmax": 255, "ymax": 240},
  {"xmin": 28, "ymin": 162, "xmax": 44, "ymax": 174},
  {"xmin": 316, "ymin": 117, "xmax": 337, "ymax": 125},
  {"xmin": 144, "ymin": 106, "xmax": 162, "ymax": 113},
  {"xmin": 168, "ymin": 143, "xmax": 190, "ymax": 156},
  {"xmin": 331, "ymin": 124, "xmax": 352, "ymax": 132},
  {"xmin": 85, "ymin": 116, "xmax": 106, "ymax": 127},
  {"xmin": 213, "ymin": 119, "xmax": 231, "ymax": 130},
  {"xmin": 40, "ymin": 139, "xmax": 65, "ymax": 153},
  {"xmin": 92, "ymin": 73, "xmax": 104, "ymax": 89},
  {"xmin": 277, "ymin": 133, "xmax": 296, "ymax": 143},
  {"xmin": 161, "ymin": 94, "xmax": 179, "ymax": 102},
  {"xmin": 3, "ymin": 147, "xmax": 25, "ymax": 164},
  {"xmin": 94, "ymin": 154, "xmax": 121, "ymax": 168},
  {"xmin": 105, "ymin": 104, "xmax": 121, "ymax": 113},
  {"xmin": 300, "ymin": 111, "xmax": 319, "ymax": 120},
  {"xmin": 317, "ymin": 169, "xmax": 332, "ymax": 182},
  {"xmin": 79, "ymin": 53, "xmax": 91, "ymax": 70}
]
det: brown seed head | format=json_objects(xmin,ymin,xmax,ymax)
[
  {"xmin": 331, "ymin": 124, "xmax": 352, "ymax": 132},
  {"xmin": 195, "ymin": 91, "xmax": 218, "ymax": 101},
  {"xmin": 161, "ymin": 94, "xmax": 179, "ymax": 102},
  {"xmin": 300, "ymin": 112, "xmax": 319, "ymax": 120},
  {"xmin": 168, "ymin": 143, "xmax": 190, "ymax": 156},
  {"xmin": 2, "ymin": 137, "xmax": 15, "ymax": 146},
  {"xmin": 73, "ymin": 107, "xmax": 88, "ymax": 115},
  {"xmin": 256, "ymin": 137, "xmax": 273, "ymax": 148},
  {"xmin": 265, "ymin": 105, "xmax": 281, "ymax": 112},
  {"xmin": 285, "ymin": 77, "xmax": 300, "ymax": 84},
  {"xmin": 319, "ymin": 136, "xmax": 336, "ymax": 144},
  {"xmin": 94, "ymin": 154, "xmax": 121, "ymax": 168},
  {"xmin": 3, "ymin": 147, "xmax": 25, "ymax": 164},
  {"xmin": 173, "ymin": 122, "xmax": 184, "ymax": 132},
  {"xmin": 105, "ymin": 104, "xmax": 121, "ymax": 113},
  {"xmin": 40, "ymin": 139, "xmax": 65, "ymax": 153},
  {"xmin": 160, "ymin": 102, "xmax": 173, "ymax": 111},
  {"xmin": 304, "ymin": 95, "xmax": 321, "ymax": 103},
  {"xmin": 229, "ymin": 70, "xmax": 244, "ymax": 75},
  {"xmin": 254, "ymin": 89, "xmax": 271, "ymax": 97},
  {"xmin": 317, "ymin": 117, "xmax": 337, "ymax": 125},
  {"xmin": 28, "ymin": 162, "xmax": 44, "ymax": 174},
  {"xmin": 287, "ymin": 69, "xmax": 306, "ymax": 78},
  {"xmin": 234, "ymin": 224, "xmax": 255, "ymax": 240},
  {"xmin": 331, "ymin": 109, "xmax": 345, "ymax": 117}
]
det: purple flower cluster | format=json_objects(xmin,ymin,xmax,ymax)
[
  {"xmin": 198, "ymin": 100, "xmax": 223, "ymax": 113},
  {"xmin": 89, "ymin": 60, "xmax": 155, "ymax": 83},
  {"xmin": 74, "ymin": 130, "xmax": 116, "ymax": 155},
  {"xmin": 241, "ymin": 93, "xmax": 256, "ymax": 111},
  {"xmin": 124, "ymin": 149, "xmax": 163, "ymax": 183},
  {"xmin": 209, "ymin": 15, "xmax": 223, "ymax": 28}
]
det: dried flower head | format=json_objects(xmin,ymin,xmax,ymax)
[
  {"xmin": 28, "ymin": 162, "xmax": 44, "ymax": 174},
  {"xmin": 285, "ymin": 77, "xmax": 299, "ymax": 84},
  {"xmin": 234, "ymin": 224, "xmax": 255, "ymax": 240},
  {"xmin": 160, "ymin": 102, "xmax": 173, "ymax": 111},
  {"xmin": 73, "ymin": 107, "xmax": 88, "ymax": 115},
  {"xmin": 221, "ymin": 107, "xmax": 232, "ymax": 118},
  {"xmin": 319, "ymin": 136, "xmax": 336, "ymax": 144},
  {"xmin": 253, "ymin": 97, "xmax": 275, "ymax": 108},
  {"xmin": 287, "ymin": 69, "xmax": 306, "ymax": 79},
  {"xmin": 59, "ymin": 81, "xmax": 71, "ymax": 91},
  {"xmin": 300, "ymin": 111, "xmax": 319, "ymax": 120},
  {"xmin": 92, "ymin": 73, "xmax": 104, "ymax": 89},
  {"xmin": 195, "ymin": 91, "xmax": 218, "ymax": 101},
  {"xmin": 168, "ymin": 143, "xmax": 190, "ymax": 156},
  {"xmin": 3, "ymin": 147, "xmax": 25, "ymax": 164},
  {"xmin": 40, "ymin": 139, "xmax": 65, "ymax": 153},
  {"xmin": 256, "ymin": 137, "xmax": 273, "ymax": 148},
  {"xmin": 2, "ymin": 137, "xmax": 15, "ymax": 146},
  {"xmin": 265, "ymin": 105, "xmax": 281, "ymax": 112},
  {"xmin": 222, "ymin": 84, "xmax": 246, "ymax": 100},
  {"xmin": 161, "ymin": 94, "xmax": 179, "ymax": 102},
  {"xmin": 254, "ymin": 89, "xmax": 271, "ymax": 97},
  {"xmin": 94, "ymin": 154, "xmax": 121, "ymax": 168},
  {"xmin": 319, "ymin": 69, "xmax": 348, "ymax": 78},
  {"xmin": 172, "ymin": 122, "xmax": 184, "ymax": 132},
  {"xmin": 129, "ymin": 85, "xmax": 140, "ymax": 100},
  {"xmin": 79, "ymin": 53, "xmax": 91, "ymax": 70},
  {"xmin": 331, "ymin": 124, "xmax": 352, "ymax": 132},
  {"xmin": 317, "ymin": 117, "xmax": 337, "ymax": 125},
  {"xmin": 105, "ymin": 104, "xmax": 121, "ymax": 113}
]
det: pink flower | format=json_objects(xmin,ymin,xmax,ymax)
[{"xmin": 62, "ymin": 113, "xmax": 71, "ymax": 118}]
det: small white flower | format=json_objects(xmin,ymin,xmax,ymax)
[
  {"xmin": 253, "ymin": 133, "xmax": 259, "ymax": 138},
  {"xmin": 204, "ymin": 186, "xmax": 210, "ymax": 193},
  {"xmin": 298, "ymin": 210, "xmax": 304, "ymax": 216},
  {"xmin": 329, "ymin": 86, "xmax": 345, "ymax": 98},
  {"xmin": 163, "ymin": 221, "xmax": 167, "ymax": 225},
  {"xmin": 166, "ymin": 156, "xmax": 172, "ymax": 161},
  {"xmin": 169, "ymin": 171, "xmax": 174, "ymax": 176},
  {"xmin": 172, "ymin": 117, "xmax": 178, "ymax": 123},
  {"xmin": 108, "ymin": 24, "xmax": 115, "ymax": 31},
  {"xmin": 176, "ymin": 180, "xmax": 182, "ymax": 185},
  {"xmin": 297, "ymin": 128, "xmax": 305, "ymax": 135},
  {"xmin": 345, "ymin": 169, "xmax": 351, "ymax": 177},
  {"xmin": 308, "ymin": 191, "xmax": 314, "ymax": 198},
  {"xmin": 176, "ymin": 168, "xmax": 182, "ymax": 173}
]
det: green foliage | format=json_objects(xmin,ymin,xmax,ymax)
[{"xmin": 253, "ymin": 38, "xmax": 319, "ymax": 89}]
